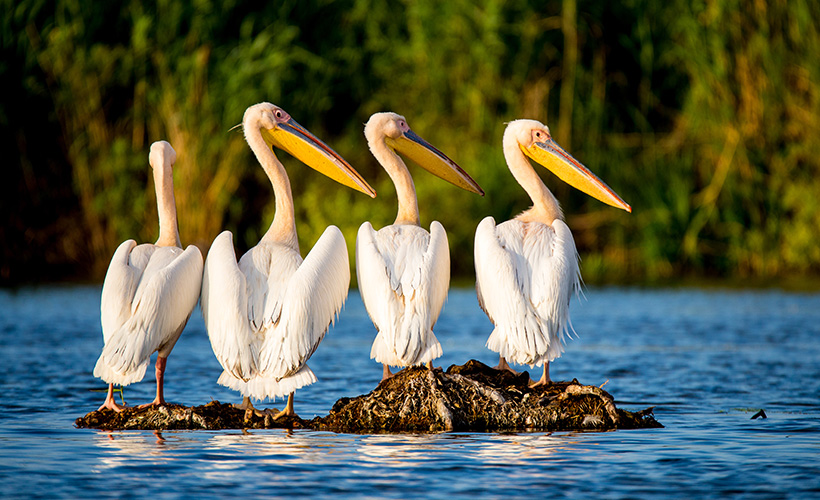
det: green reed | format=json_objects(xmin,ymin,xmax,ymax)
[{"xmin": 3, "ymin": 0, "xmax": 819, "ymax": 285}]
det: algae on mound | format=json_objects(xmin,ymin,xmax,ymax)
[
  {"xmin": 314, "ymin": 360, "xmax": 662, "ymax": 433},
  {"xmin": 75, "ymin": 401, "xmax": 309, "ymax": 431},
  {"xmin": 76, "ymin": 360, "xmax": 662, "ymax": 432}
]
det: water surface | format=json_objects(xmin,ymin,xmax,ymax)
[{"xmin": 0, "ymin": 286, "xmax": 818, "ymax": 498}]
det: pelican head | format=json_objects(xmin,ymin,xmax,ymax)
[
  {"xmin": 366, "ymin": 112, "xmax": 484, "ymax": 195},
  {"xmin": 505, "ymin": 119, "xmax": 631, "ymax": 212},
  {"xmin": 149, "ymin": 141, "xmax": 176, "ymax": 171},
  {"xmin": 244, "ymin": 103, "xmax": 376, "ymax": 198}
]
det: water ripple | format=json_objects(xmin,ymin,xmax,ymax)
[{"xmin": 0, "ymin": 286, "xmax": 819, "ymax": 499}]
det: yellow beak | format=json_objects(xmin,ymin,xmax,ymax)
[
  {"xmin": 523, "ymin": 138, "xmax": 631, "ymax": 212},
  {"xmin": 261, "ymin": 118, "xmax": 376, "ymax": 198},
  {"xmin": 386, "ymin": 129, "xmax": 484, "ymax": 195}
]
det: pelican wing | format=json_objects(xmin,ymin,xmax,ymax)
[
  {"xmin": 98, "ymin": 244, "xmax": 203, "ymax": 380},
  {"xmin": 100, "ymin": 239, "xmax": 142, "ymax": 341},
  {"xmin": 256, "ymin": 244, "xmax": 304, "ymax": 331},
  {"xmin": 474, "ymin": 216, "xmax": 579, "ymax": 365},
  {"xmin": 202, "ymin": 231, "xmax": 259, "ymax": 380},
  {"xmin": 475, "ymin": 217, "xmax": 528, "ymax": 342},
  {"xmin": 258, "ymin": 225, "xmax": 350, "ymax": 379},
  {"xmin": 357, "ymin": 222, "xmax": 448, "ymax": 366},
  {"xmin": 356, "ymin": 221, "xmax": 398, "ymax": 335},
  {"xmin": 527, "ymin": 219, "xmax": 581, "ymax": 347},
  {"xmin": 426, "ymin": 221, "xmax": 450, "ymax": 329}
]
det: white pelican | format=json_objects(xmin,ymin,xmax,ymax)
[
  {"xmin": 94, "ymin": 141, "xmax": 204, "ymax": 411},
  {"xmin": 202, "ymin": 103, "xmax": 376, "ymax": 419},
  {"xmin": 474, "ymin": 119, "xmax": 631, "ymax": 386},
  {"xmin": 357, "ymin": 112, "xmax": 483, "ymax": 380}
]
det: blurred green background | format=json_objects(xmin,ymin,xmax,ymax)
[{"xmin": 3, "ymin": 0, "xmax": 819, "ymax": 287}]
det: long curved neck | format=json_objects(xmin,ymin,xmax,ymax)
[
  {"xmin": 246, "ymin": 125, "xmax": 299, "ymax": 251},
  {"xmin": 369, "ymin": 138, "xmax": 420, "ymax": 226},
  {"xmin": 503, "ymin": 137, "xmax": 563, "ymax": 224},
  {"xmin": 154, "ymin": 164, "xmax": 181, "ymax": 248}
]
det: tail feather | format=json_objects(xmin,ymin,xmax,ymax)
[
  {"xmin": 485, "ymin": 316, "xmax": 561, "ymax": 367},
  {"xmin": 103, "ymin": 320, "xmax": 149, "ymax": 367},
  {"xmin": 219, "ymin": 366, "xmax": 319, "ymax": 402},
  {"xmin": 93, "ymin": 353, "xmax": 148, "ymax": 386},
  {"xmin": 414, "ymin": 331, "xmax": 442, "ymax": 365},
  {"xmin": 372, "ymin": 326, "xmax": 442, "ymax": 367},
  {"xmin": 397, "ymin": 314, "xmax": 423, "ymax": 363},
  {"xmin": 217, "ymin": 369, "xmax": 249, "ymax": 395},
  {"xmin": 245, "ymin": 365, "xmax": 318, "ymax": 401}
]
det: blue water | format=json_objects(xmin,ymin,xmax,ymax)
[{"xmin": 0, "ymin": 286, "xmax": 818, "ymax": 499}]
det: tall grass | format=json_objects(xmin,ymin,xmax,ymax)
[{"xmin": 3, "ymin": 0, "xmax": 820, "ymax": 285}]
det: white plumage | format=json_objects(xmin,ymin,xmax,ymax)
[
  {"xmin": 96, "ymin": 242, "xmax": 203, "ymax": 384},
  {"xmin": 356, "ymin": 112, "xmax": 483, "ymax": 379},
  {"xmin": 475, "ymin": 217, "xmax": 579, "ymax": 367},
  {"xmin": 201, "ymin": 103, "xmax": 375, "ymax": 417},
  {"xmin": 94, "ymin": 141, "xmax": 203, "ymax": 410},
  {"xmin": 357, "ymin": 222, "xmax": 449, "ymax": 366},
  {"xmin": 474, "ymin": 119, "xmax": 630, "ymax": 385},
  {"xmin": 203, "ymin": 226, "xmax": 349, "ymax": 400}
]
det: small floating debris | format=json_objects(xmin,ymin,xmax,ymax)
[
  {"xmin": 76, "ymin": 360, "xmax": 663, "ymax": 433},
  {"xmin": 751, "ymin": 409, "xmax": 767, "ymax": 420}
]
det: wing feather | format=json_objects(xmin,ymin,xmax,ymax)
[
  {"xmin": 97, "ymin": 244, "xmax": 203, "ymax": 383},
  {"xmin": 100, "ymin": 240, "xmax": 142, "ymax": 341},
  {"xmin": 475, "ymin": 216, "xmax": 579, "ymax": 366},
  {"xmin": 258, "ymin": 225, "xmax": 350, "ymax": 379},
  {"xmin": 356, "ymin": 222, "xmax": 398, "ymax": 337},
  {"xmin": 259, "ymin": 246, "xmax": 302, "ymax": 329},
  {"xmin": 426, "ymin": 221, "xmax": 450, "ymax": 330},
  {"xmin": 357, "ymin": 222, "xmax": 447, "ymax": 366},
  {"xmin": 475, "ymin": 217, "xmax": 533, "ymax": 359},
  {"xmin": 138, "ymin": 245, "xmax": 203, "ymax": 357},
  {"xmin": 202, "ymin": 231, "xmax": 259, "ymax": 380},
  {"xmin": 529, "ymin": 220, "xmax": 580, "ymax": 348}
]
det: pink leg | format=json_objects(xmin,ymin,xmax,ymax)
[
  {"xmin": 529, "ymin": 362, "xmax": 551, "ymax": 387},
  {"xmin": 98, "ymin": 383, "xmax": 124, "ymax": 412},
  {"xmin": 234, "ymin": 397, "xmax": 272, "ymax": 418},
  {"xmin": 494, "ymin": 356, "xmax": 519, "ymax": 374},
  {"xmin": 140, "ymin": 356, "xmax": 168, "ymax": 407},
  {"xmin": 234, "ymin": 396, "xmax": 256, "ymax": 411},
  {"xmin": 381, "ymin": 364, "xmax": 393, "ymax": 381},
  {"xmin": 272, "ymin": 392, "xmax": 295, "ymax": 420}
]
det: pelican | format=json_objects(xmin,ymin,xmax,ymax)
[
  {"xmin": 474, "ymin": 119, "xmax": 631, "ymax": 386},
  {"xmin": 357, "ymin": 112, "xmax": 483, "ymax": 380},
  {"xmin": 94, "ymin": 141, "xmax": 204, "ymax": 411},
  {"xmin": 202, "ymin": 102, "xmax": 376, "ymax": 419}
]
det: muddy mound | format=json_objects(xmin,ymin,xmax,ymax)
[
  {"xmin": 77, "ymin": 360, "xmax": 661, "ymax": 432},
  {"xmin": 313, "ymin": 360, "xmax": 661, "ymax": 433}
]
